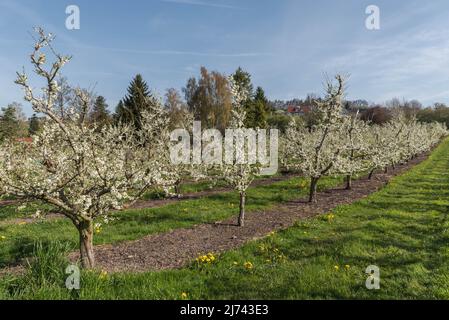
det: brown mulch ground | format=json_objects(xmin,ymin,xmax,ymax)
[
  {"xmin": 71, "ymin": 153, "xmax": 428, "ymax": 273},
  {"xmin": 0, "ymin": 200, "xmax": 17, "ymax": 207}
]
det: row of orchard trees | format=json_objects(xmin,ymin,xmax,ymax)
[
  {"xmin": 282, "ymin": 75, "xmax": 447, "ymax": 202},
  {"xmin": 0, "ymin": 29, "xmax": 446, "ymax": 269},
  {"xmin": 0, "ymin": 29, "xmax": 258, "ymax": 268}
]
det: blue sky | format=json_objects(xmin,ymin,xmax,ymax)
[{"xmin": 1, "ymin": 0, "xmax": 449, "ymax": 115}]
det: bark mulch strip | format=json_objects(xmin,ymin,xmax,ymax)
[
  {"xmin": 0, "ymin": 200, "xmax": 17, "ymax": 207},
  {"xmin": 75, "ymin": 153, "xmax": 428, "ymax": 273}
]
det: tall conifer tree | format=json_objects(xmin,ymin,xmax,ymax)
[{"xmin": 115, "ymin": 74, "xmax": 157, "ymax": 130}]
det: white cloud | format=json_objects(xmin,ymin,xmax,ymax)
[{"xmin": 323, "ymin": 25, "xmax": 449, "ymax": 104}]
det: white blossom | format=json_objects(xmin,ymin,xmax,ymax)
[{"xmin": 0, "ymin": 29, "xmax": 175, "ymax": 268}]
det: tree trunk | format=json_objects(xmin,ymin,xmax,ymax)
[
  {"xmin": 345, "ymin": 175, "xmax": 352, "ymax": 190},
  {"xmin": 238, "ymin": 192, "xmax": 246, "ymax": 227},
  {"xmin": 384, "ymin": 167, "xmax": 388, "ymax": 174},
  {"xmin": 368, "ymin": 168, "xmax": 375, "ymax": 180},
  {"xmin": 78, "ymin": 220, "xmax": 95, "ymax": 269},
  {"xmin": 174, "ymin": 182, "xmax": 181, "ymax": 199},
  {"xmin": 309, "ymin": 177, "xmax": 319, "ymax": 203}
]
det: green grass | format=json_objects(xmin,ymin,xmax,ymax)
[
  {"xmin": 141, "ymin": 172, "xmax": 286, "ymax": 200},
  {"xmin": 0, "ymin": 202, "xmax": 54, "ymax": 222},
  {"xmin": 1, "ymin": 139, "xmax": 449, "ymax": 299},
  {"xmin": 0, "ymin": 172, "xmax": 341, "ymax": 267}
]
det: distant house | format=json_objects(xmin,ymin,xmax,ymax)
[
  {"xmin": 286, "ymin": 105, "xmax": 301, "ymax": 115},
  {"xmin": 286, "ymin": 105, "xmax": 313, "ymax": 116},
  {"xmin": 298, "ymin": 105, "xmax": 312, "ymax": 115}
]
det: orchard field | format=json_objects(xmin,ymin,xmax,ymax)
[
  {"xmin": 0, "ymin": 137, "xmax": 448, "ymax": 299},
  {"xmin": 0, "ymin": 28, "xmax": 448, "ymax": 301}
]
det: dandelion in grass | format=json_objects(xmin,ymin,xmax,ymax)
[
  {"xmin": 244, "ymin": 261, "xmax": 254, "ymax": 270},
  {"xmin": 326, "ymin": 213, "xmax": 335, "ymax": 222},
  {"xmin": 196, "ymin": 253, "xmax": 216, "ymax": 265},
  {"xmin": 94, "ymin": 223, "xmax": 102, "ymax": 234},
  {"xmin": 181, "ymin": 292, "xmax": 188, "ymax": 299},
  {"xmin": 99, "ymin": 270, "xmax": 108, "ymax": 280}
]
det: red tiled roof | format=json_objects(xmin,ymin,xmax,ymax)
[
  {"xmin": 16, "ymin": 137, "xmax": 33, "ymax": 143},
  {"xmin": 287, "ymin": 105, "xmax": 300, "ymax": 113},
  {"xmin": 299, "ymin": 105, "xmax": 312, "ymax": 113}
]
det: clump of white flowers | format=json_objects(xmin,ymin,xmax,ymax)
[
  {"xmin": 283, "ymin": 74, "xmax": 447, "ymax": 202},
  {"xmin": 0, "ymin": 28, "xmax": 174, "ymax": 268},
  {"xmin": 339, "ymin": 114, "xmax": 372, "ymax": 189},
  {"xmin": 168, "ymin": 111, "xmax": 210, "ymax": 198},
  {"xmin": 283, "ymin": 75, "xmax": 348, "ymax": 202}
]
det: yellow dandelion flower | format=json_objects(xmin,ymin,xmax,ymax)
[
  {"xmin": 181, "ymin": 292, "xmax": 188, "ymax": 299},
  {"xmin": 334, "ymin": 265, "xmax": 340, "ymax": 271},
  {"xmin": 99, "ymin": 270, "xmax": 108, "ymax": 280},
  {"xmin": 244, "ymin": 261, "xmax": 253, "ymax": 270},
  {"xmin": 345, "ymin": 265, "xmax": 350, "ymax": 270},
  {"xmin": 233, "ymin": 261, "xmax": 239, "ymax": 266}
]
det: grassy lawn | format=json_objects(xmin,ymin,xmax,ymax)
[
  {"xmin": 0, "ymin": 172, "xmax": 341, "ymax": 267},
  {"xmin": 1, "ymin": 139, "xmax": 448, "ymax": 299}
]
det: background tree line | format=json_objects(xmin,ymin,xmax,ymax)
[{"xmin": 2, "ymin": 67, "xmax": 449, "ymax": 143}]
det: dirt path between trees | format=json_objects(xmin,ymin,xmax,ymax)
[{"xmin": 72, "ymin": 153, "xmax": 428, "ymax": 273}]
